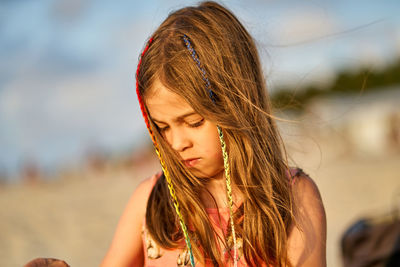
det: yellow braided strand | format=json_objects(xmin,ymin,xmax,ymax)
[
  {"xmin": 137, "ymin": 37, "xmax": 194, "ymax": 266},
  {"xmin": 153, "ymin": 144, "xmax": 195, "ymax": 266},
  {"xmin": 217, "ymin": 126, "xmax": 238, "ymax": 267}
]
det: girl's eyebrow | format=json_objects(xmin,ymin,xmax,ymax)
[{"xmin": 152, "ymin": 111, "xmax": 198, "ymax": 124}]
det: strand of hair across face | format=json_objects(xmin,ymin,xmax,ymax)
[
  {"xmin": 136, "ymin": 37, "xmax": 196, "ymax": 267},
  {"xmin": 183, "ymin": 34, "xmax": 238, "ymax": 267}
]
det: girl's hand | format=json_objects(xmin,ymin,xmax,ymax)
[{"xmin": 24, "ymin": 258, "xmax": 70, "ymax": 267}]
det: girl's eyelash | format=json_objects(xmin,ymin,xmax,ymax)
[
  {"xmin": 188, "ymin": 118, "xmax": 205, "ymax": 128},
  {"xmin": 156, "ymin": 118, "xmax": 204, "ymax": 131},
  {"xmin": 157, "ymin": 125, "xmax": 169, "ymax": 132}
]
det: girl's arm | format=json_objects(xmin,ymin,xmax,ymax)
[
  {"xmin": 100, "ymin": 176, "xmax": 155, "ymax": 267},
  {"xmin": 287, "ymin": 174, "xmax": 327, "ymax": 267}
]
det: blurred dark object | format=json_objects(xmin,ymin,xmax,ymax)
[
  {"xmin": 341, "ymin": 211, "xmax": 400, "ymax": 267},
  {"xmin": 21, "ymin": 160, "xmax": 41, "ymax": 184},
  {"xmin": 24, "ymin": 258, "xmax": 70, "ymax": 267}
]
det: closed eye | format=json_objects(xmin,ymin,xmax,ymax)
[
  {"xmin": 154, "ymin": 124, "xmax": 169, "ymax": 132},
  {"xmin": 159, "ymin": 126, "xmax": 169, "ymax": 132},
  {"xmin": 188, "ymin": 118, "xmax": 205, "ymax": 128}
]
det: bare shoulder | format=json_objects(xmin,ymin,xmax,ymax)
[
  {"xmin": 288, "ymin": 169, "xmax": 327, "ymax": 267},
  {"xmin": 129, "ymin": 172, "xmax": 160, "ymax": 205},
  {"xmin": 100, "ymin": 172, "xmax": 160, "ymax": 267},
  {"xmin": 118, "ymin": 172, "xmax": 160, "ymax": 221},
  {"xmin": 292, "ymin": 170, "xmax": 324, "ymax": 213}
]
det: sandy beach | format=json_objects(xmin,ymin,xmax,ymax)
[{"xmin": 1, "ymin": 134, "xmax": 399, "ymax": 267}]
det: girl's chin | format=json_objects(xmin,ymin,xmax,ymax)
[{"xmin": 191, "ymin": 168, "xmax": 224, "ymax": 180}]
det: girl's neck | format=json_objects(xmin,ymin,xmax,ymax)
[{"xmin": 200, "ymin": 175, "xmax": 242, "ymax": 209}]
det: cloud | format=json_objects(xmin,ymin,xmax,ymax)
[{"xmin": 267, "ymin": 9, "xmax": 339, "ymax": 46}]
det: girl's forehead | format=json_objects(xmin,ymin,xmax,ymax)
[
  {"xmin": 146, "ymin": 79, "xmax": 185, "ymax": 106},
  {"xmin": 146, "ymin": 80, "xmax": 196, "ymax": 121}
]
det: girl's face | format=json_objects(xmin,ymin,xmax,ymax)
[{"xmin": 146, "ymin": 80, "xmax": 224, "ymax": 180}]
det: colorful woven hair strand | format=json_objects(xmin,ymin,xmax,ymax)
[{"xmin": 135, "ymin": 37, "xmax": 196, "ymax": 267}]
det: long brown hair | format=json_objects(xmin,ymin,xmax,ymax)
[{"xmin": 137, "ymin": 1, "xmax": 294, "ymax": 266}]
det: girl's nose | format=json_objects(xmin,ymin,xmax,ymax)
[{"xmin": 168, "ymin": 128, "xmax": 192, "ymax": 152}]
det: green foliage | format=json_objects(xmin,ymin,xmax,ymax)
[{"xmin": 271, "ymin": 58, "xmax": 400, "ymax": 112}]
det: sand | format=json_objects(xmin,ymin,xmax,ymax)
[{"xmin": 1, "ymin": 139, "xmax": 399, "ymax": 267}]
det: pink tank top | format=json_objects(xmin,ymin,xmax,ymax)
[{"xmin": 141, "ymin": 168, "xmax": 301, "ymax": 266}]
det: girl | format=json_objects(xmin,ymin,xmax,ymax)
[{"xmin": 101, "ymin": 1, "xmax": 326, "ymax": 266}]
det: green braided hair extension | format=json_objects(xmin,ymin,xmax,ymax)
[
  {"xmin": 217, "ymin": 126, "xmax": 238, "ymax": 265},
  {"xmin": 183, "ymin": 34, "xmax": 238, "ymax": 267},
  {"xmin": 136, "ymin": 37, "xmax": 196, "ymax": 267}
]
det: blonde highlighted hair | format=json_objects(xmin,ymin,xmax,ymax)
[{"xmin": 136, "ymin": 1, "xmax": 294, "ymax": 266}]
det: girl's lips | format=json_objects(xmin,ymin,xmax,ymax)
[{"xmin": 183, "ymin": 158, "xmax": 200, "ymax": 167}]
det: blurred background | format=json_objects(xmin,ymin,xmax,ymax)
[{"xmin": 1, "ymin": 0, "xmax": 399, "ymax": 266}]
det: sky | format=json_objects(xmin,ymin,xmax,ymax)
[{"xmin": 1, "ymin": 0, "xmax": 399, "ymax": 179}]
